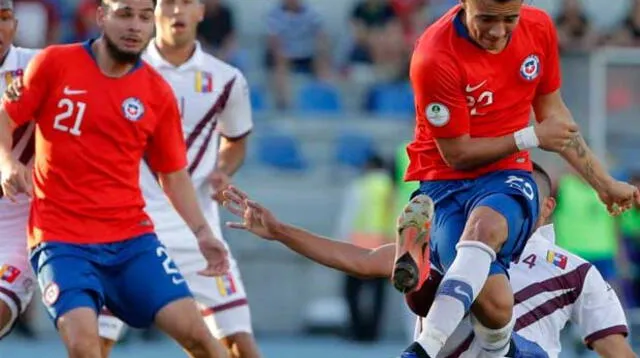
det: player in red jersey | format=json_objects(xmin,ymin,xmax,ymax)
[
  {"xmin": 0, "ymin": 0, "xmax": 230, "ymax": 357},
  {"xmin": 392, "ymin": 1, "xmax": 640, "ymax": 357}
]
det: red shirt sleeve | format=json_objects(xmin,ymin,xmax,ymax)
[
  {"xmin": 411, "ymin": 53, "xmax": 469, "ymax": 138},
  {"xmin": 145, "ymin": 93, "xmax": 188, "ymax": 174},
  {"xmin": 3, "ymin": 49, "xmax": 51, "ymax": 126},
  {"xmin": 537, "ymin": 13, "xmax": 561, "ymax": 96}
]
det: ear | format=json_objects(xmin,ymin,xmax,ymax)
[
  {"xmin": 197, "ymin": 3, "xmax": 205, "ymax": 23},
  {"xmin": 541, "ymin": 197, "xmax": 556, "ymax": 221},
  {"xmin": 96, "ymin": 5, "xmax": 106, "ymax": 28}
]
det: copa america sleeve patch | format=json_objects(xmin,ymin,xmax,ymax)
[{"xmin": 425, "ymin": 103, "xmax": 450, "ymax": 127}]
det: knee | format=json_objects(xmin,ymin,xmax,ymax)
[
  {"xmin": 473, "ymin": 289, "xmax": 513, "ymax": 328},
  {"xmin": 221, "ymin": 333, "xmax": 261, "ymax": 358},
  {"xmin": 66, "ymin": 333, "xmax": 101, "ymax": 358},
  {"xmin": 180, "ymin": 324, "xmax": 225, "ymax": 358},
  {"xmin": 465, "ymin": 208, "xmax": 508, "ymax": 251},
  {"xmin": 0, "ymin": 300, "xmax": 15, "ymax": 332}
]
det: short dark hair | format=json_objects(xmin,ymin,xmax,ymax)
[
  {"xmin": 102, "ymin": 0, "xmax": 157, "ymax": 7},
  {"xmin": 532, "ymin": 161, "xmax": 552, "ymax": 199}
]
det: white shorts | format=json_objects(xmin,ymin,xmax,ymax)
[
  {"xmin": 98, "ymin": 241, "xmax": 253, "ymax": 341},
  {"xmin": 0, "ymin": 201, "xmax": 36, "ymax": 338}
]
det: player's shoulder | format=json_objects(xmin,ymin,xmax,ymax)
[
  {"xmin": 33, "ymin": 43, "xmax": 87, "ymax": 66},
  {"xmin": 12, "ymin": 46, "xmax": 41, "ymax": 60},
  {"xmin": 412, "ymin": 6, "xmax": 462, "ymax": 73},
  {"xmin": 539, "ymin": 239, "xmax": 592, "ymax": 272},
  {"xmin": 199, "ymin": 48, "xmax": 246, "ymax": 82},
  {"xmin": 138, "ymin": 61, "xmax": 175, "ymax": 95},
  {"xmin": 518, "ymin": 5, "xmax": 555, "ymax": 33}
]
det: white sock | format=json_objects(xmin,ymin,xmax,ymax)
[
  {"xmin": 416, "ymin": 241, "xmax": 496, "ymax": 357},
  {"xmin": 471, "ymin": 313, "xmax": 515, "ymax": 357}
]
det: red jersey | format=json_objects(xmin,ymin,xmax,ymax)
[
  {"xmin": 3, "ymin": 41, "xmax": 187, "ymax": 248},
  {"xmin": 405, "ymin": 5, "xmax": 561, "ymax": 181}
]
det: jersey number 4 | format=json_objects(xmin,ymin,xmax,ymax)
[{"xmin": 53, "ymin": 98, "xmax": 86, "ymax": 136}]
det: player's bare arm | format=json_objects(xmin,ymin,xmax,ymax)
[
  {"xmin": 591, "ymin": 334, "xmax": 637, "ymax": 358},
  {"xmin": 533, "ymin": 90, "xmax": 640, "ymax": 214},
  {"xmin": 0, "ymin": 109, "xmax": 30, "ymax": 200},
  {"xmin": 157, "ymin": 169, "xmax": 229, "ymax": 276},
  {"xmin": 223, "ymin": 186, "xmax": 394, "ymax": 278},
  {"xmin": 210, "ymin": 135, "xmax": 249, "ymax": 202}
]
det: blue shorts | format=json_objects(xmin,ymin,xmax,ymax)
[
  {"xmin": 414, "ymin": 170, "xmax": 540, "ymax": 277},
  {"xmin": 30, "ymin": 233, "xmax": 192, "ymax": 328}
]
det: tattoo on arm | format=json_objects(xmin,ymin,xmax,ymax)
[{"xmin": 565, "ymin": 133, "xmax": 595, "ymax": 181}]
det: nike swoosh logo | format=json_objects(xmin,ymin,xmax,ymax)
[
  {"xmin": 63, "ymin": 86, "xmax": 87, "ymax": 95},
  {"xmin": 465, "ymin": 80, "xmax": 487, "ymax": 93},
  {"xmin": 454, "ymin": 285, "xmax": 472, "ymax": 302},
  {"xmin": 172, "ymin": 277, "xmax": 185, "ymax": 285}
]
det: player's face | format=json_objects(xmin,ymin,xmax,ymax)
[
  {"xmin": 536, "ymin": 196, "xmax": 555, "ymax": 227},
  {"xmin": 97, "ymin": 0, "xmax": 155, "ymax": 62},
  {"xmin": 155, "ymin": 0, "xmax": 204, "ymax": 47},
  {"xmin": 0, "ymin": 9, "xmax": 17, "ymax": 58},
  {"xmin": 462, "ymin": 0, "xmax": 522, "ymax": 52}
]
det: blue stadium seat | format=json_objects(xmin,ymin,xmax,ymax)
[
  {"xmin": 256, "ymin": 134, "xmax": 308, "ymax": 171},
  {"xmin": 334, "ymin": 133, "xmax": 375, "ymax": 169},
  {"xmin": 367, "ymin": 82, "xmax": 415, "ymax": 117},
  {"xmin": 296, "ymin": 81, "xmax": 343, "ymax": 114},
  {"xmin": 249, "ymin": 86, "xmax": 267, "ymax": 112}
]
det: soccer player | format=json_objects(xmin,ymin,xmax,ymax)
[
  {"xmin": 97, "ymin": 0, "xmax": 260, "ymax": 357},
  {"xmin": 394, "ymin": 1, "xmax": 640, "ymax": 356},
  {"xmin": 0, "ymin": 0, "xmax": 230, "ymax": 357},
  {"xmin": 220, "ymin": 163, "xmax": 636, "ymax": 358},
  {"xmin": 0, "ymin": 0, "xmax": 39, "ymax": 340}
]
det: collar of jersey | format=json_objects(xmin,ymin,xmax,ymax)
[
  {"xmin": 82, "ymin": 38, "xmax": 143, "ymax": 74},
  {"xmin": 530, "ymin": 224, "xmax": 555, "ymax": 244},
  {"xmin": 144, "ymin": 40, "xmax": 204, "ymax": 71},
  {"xmin": 0, "ymin": 45, "xmax": 19, "ymax": 72},
  {"xmin": 453, "ymin": 10, "xmax": 512, "ymax": 51}
]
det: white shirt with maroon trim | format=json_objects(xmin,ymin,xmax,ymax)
[
  {"xmin": 417, "ymin": 225, "xmax": 629, "ymax": 358},
  {"xmin": 0, "ymin": 46, "xmax": 39, "ymax": 241},
  {"xmin": 139, "ymin": 42, "xmax": 253, "ymax": 247}
]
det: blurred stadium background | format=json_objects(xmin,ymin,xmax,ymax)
[{"xmin": 4, "ymin": 0, "xmax": 640, "ymax": 356}]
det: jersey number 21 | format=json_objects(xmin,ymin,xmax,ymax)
[{"xmin": 53, "ymin": 98, "xmax": 86, "ymax": 136}]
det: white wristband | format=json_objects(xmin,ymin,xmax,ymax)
[{"xmin": 514, "ymin": 126, "xmax": 539, "ymax": 151}]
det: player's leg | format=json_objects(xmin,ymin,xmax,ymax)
[
  {"xmin": 97, "ymin": 307, "xmax": 128, "ymax": 358},
  {"xmin": 0, "ymin": 253, "xmax": 36, "ymax": 340},
  {"xmin": 106, "ymin": 233, "xmax": 227, "ymax": 358},
  {"xmin": 393, "ymin": 194, "xmax": 434, "ymax": 293},
  {"xmin": 181, "ymin": 251, "xmax": 261, "ymax": 358},
  {"xmin": 155, "ymin": 298, "xmax": 228, "ymax": 357},
  {"xmin": 407, "ymin": 174, "xmax": 539, "ymax": 357},
  {"xmin": 30, "ymin": 243, "xmax": 105, "ymax": 358}
]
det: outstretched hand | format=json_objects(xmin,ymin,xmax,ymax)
[{"xmin": 222, "ymin": 186, "xmax": 282, "ymax": 240}]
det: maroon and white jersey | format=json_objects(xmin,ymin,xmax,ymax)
[
  {"xmin": 0, "ymin": 46, "xmax": 39, "ymax": 218},
  {"xmin": 139, "ymin": 42, "xmax": 253, "ymax": 247},
  {"xmin": 510, "ymin": 224, "xmax": 628, "ymax": 356},
  {"xmin": 417, "ymin": 225, "xmax": 629, "ymax": 358}
]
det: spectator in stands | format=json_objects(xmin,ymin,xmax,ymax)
[
  {"xmin": 197, "ymin": 0, "xmax": 240, "ymax": 67},
  {"xmin": 335, "ymin": 152, "xmax": 394, "ymax": 342},
  {"xmin": 13, "ymin": 0, "xmax": 60, "ymax": 47},
  {"xmin": 555, "ymin": 0, "xmax": 599, "ymax": 52},
  {"xmin": 348, "ymin": 0, "xmax": 408, "ymax": 84},
  {"xmin": 389, "ymin": 0, "xmax": 428, "ymax": 46},
  {"xmin": 73, "ymin": 0, "xmax": 99, "ymax": 42},
  {"xmin": 265, "ymin": 0, "xmax": 331, "ymax": 110},
  {"xmin": 605, "ymin": 0, "xmax": 640, "ymax": 47}
]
